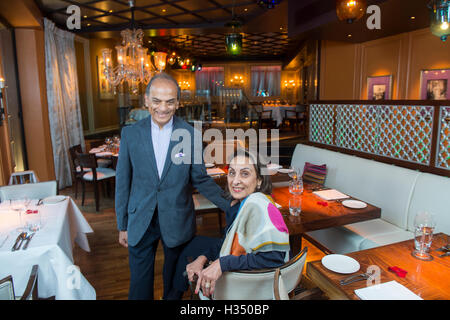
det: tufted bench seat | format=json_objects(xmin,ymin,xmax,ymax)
[{"xmin": 290, "ymin": 143, "xmax": 450, "ymax": 254}]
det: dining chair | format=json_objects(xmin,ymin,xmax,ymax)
[
  {"xmin": 194, "ymin": 247, "xmax": 309, "ymax": 300},
  {"xmin": 69, "ymin": 145, "xmax": 90, "ymax": 199},
  {"xmin": 192, "ymin": 193, "xmax": 223, "ymax": 234},
  {"xmin": 88, "ymin": 141, "xmax": 112, "ymax": 168},
  {"xmin": 8, "ymin": 170, "xmax": 39, "ymax": 185},
  {"xmin": 77, "ymin": 153, "xmax": 116, "ymax": 212},
  {"xmin": 284, "ymin": 110, "xmax": 306, "ymax": 135},
  {"xmin": 0, "ymin": 181, "xmax": 57, "ymax": 202},
  {"xmin": 0, "ymin": 265, "xmax": 40, "ymax": 300},
  {"xmin": 257, "ymin": 110, "xmax": 276, "ymax": 129}
]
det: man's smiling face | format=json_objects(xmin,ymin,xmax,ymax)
[{"xmin": 145, "ymin": 78, "xmax": 179, "ymax": 128}]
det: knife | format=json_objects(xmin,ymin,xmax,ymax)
[{"xmin": 22, "ymin": 233, "xmax": 35, "ymax": 250}]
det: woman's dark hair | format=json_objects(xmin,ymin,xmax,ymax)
[{"xmin": 223, "ymin": 148, "xmax": 272, "ymax": 200}]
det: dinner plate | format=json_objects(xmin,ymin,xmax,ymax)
[
  {"xmin": 42, "ymin": 195, "xmax": 67, "ymax": 204},
  {"xmin": 278, "ymin": 168, "xmax": 294, "ymax": 174},
  {"xmin": 204, "ymin": 163, "xmax": 215, "ymax": 168},
  {"xmin": 267, "ymin": 163, "xmax": 282, "ymax": 170},
  {"xmin": 321, "ymin": 254, "xmax": 360, "ymax": 274},
  {"xmin": 342, "ymin": 200, "xmax": 367, "ymax": 209}
]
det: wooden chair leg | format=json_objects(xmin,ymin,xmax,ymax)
[
  {"xmin": 94, "ymin": 182, "xmax": 100, "ymax": 212},
  {"xmin": 81, "ymin": 181, "xmax": 86, "ymax": 206}
]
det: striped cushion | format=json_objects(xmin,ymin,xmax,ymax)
[{"xmin": 302, "ymin": 162, "xmax": 327, "ymax": 185}]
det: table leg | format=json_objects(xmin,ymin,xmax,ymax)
[{"xmin": 290, "ymin": 234, "xmax": 303, "ymax": 256}]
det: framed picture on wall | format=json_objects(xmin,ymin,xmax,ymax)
[
  {"xmin": 367, "ymin": 75, "xmax": 392, "ymax": 100},
  {"xmin": 96, "ymin": 56, "xmax": 115, "ymax": 100},
  {"xmin": 420, "ymin": 69, "xmax": 450, "ymax": 100}
]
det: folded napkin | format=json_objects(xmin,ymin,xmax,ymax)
[
  {"xmin": 89, "ymin": 147, "xmax": 106, "ymax": 154},
  {"xmin": 96, "ymin": 151, "xmax": 113, "ymax": 157},
  {"xmin": 313, "ymin": 189, "xmax": 350, "ymax": 201},
  {"xmin": 354, "ymin": 281, "xmax": 422, "ymax": 300},
  {"xmin": 388, "ymin": 266, "xmax": 407, "ymax": 278}
]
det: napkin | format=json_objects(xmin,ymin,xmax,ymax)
[
  {"xmin": 354, "ymin": 281, "xmax": 422, "ymax": 300},
  {"xmin": 313, "ymin": 189, "xmax": 350, "ymax": 201},
  {"xmin": 388, "ymin": 266, "xmax": 407, "ymax": 278},
  {"xmin": 0, "ymin": 233, "xmax": 8, "ymax": 248}
]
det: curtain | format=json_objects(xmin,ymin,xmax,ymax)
[
  {"xmin": 251, "ymin": 66, "xmax": 281, "ymax": 97},
  {"xmin": 44, "ymin": 18, "xmax": 85, "ymax": 189},
  {"xmin": 195, "ymin": 67, "xmax": 224, "ymax": 96}
]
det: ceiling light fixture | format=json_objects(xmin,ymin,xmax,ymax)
[
  {"xmin": 258, "ymin": 0, "xmax": 282, "ymax": 9},
  {"xmin": 101, "ymin": 0, "xmax": 156, "ymax": 94},
  {"xmin": 428, "ymin": 0, "xmax": 450, "ymax": 41},
  {"xmin": 336, "ymin": 0, "xmax": 367, "ymax": 23},
  {"xmin": 225, "ymin": 0, "xmax": 243, "ymax": 55}
]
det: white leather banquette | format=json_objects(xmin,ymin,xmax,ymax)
[{"xmin": 291, "ymin": 144, "xmax": 450, "ymax": 254}]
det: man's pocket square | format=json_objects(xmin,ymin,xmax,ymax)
[{"xmin": 175, "ymin": 152, "xmax": 185, "ymax": 158}]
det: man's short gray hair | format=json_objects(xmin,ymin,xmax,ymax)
[{"xmin": 145, "ymin": 72, "xmax": 181, "ymax": 101}]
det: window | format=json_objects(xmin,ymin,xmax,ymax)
[
  {"xmin": 251, "ymin": 66, "xmax": 281, "ymax": 97},
  {"xmin": 195, "ymin": 67, "xmax": 224, "ymax": 96}
]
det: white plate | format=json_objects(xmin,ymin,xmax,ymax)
[
  {"xmin": 42, "ymin": 195, "xmax": 67, "ymax": 204},
  {"xmin": 342, "ymin": 200, "xmax": 367, "ymax": 209},
  {"xmin": 278, "ymin": 168, "xmax": 294, "ymax": 174},
  {"xmin": 204, "ymin": 163, "xmax": 215, "ymax": 168},
  {"xmin": 267, "ymin": 163, "xmax": 282, "ymax": 170},
  {"xmin": 321, "ymin": 254, "xmax": 360, "ymax": 274}
]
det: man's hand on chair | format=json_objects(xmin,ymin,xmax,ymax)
[{"xmin": 186, "ymin": 255, "xmax": 208, "ymax": 282}]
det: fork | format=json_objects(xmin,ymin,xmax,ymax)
[{"xmin": 340, "ymin": 272, "xmax": 373, "ymax": 285}]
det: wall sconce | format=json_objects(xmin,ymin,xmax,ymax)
[
  {"xmin": 0, "ymin": 77, "xmax": 5, "ymax": 125},
  {"xmin": 230, "ymin": 74, "xmax": 244, "ymax": 86},
  {"xmin": 178, "ymin": 80, "xmax": 191, "ymax": 90},
  {"xmin": 284, "ymin": 79, "xmax": 297, "ymax": 89},
  {"xmin": 336, "ymin": 0, "xmax": 367, "ymax": 23}
]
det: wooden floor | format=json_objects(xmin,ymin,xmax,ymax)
[{"xmin": 63, "ymin": 183, "xmax": 326, "ymax": 300}]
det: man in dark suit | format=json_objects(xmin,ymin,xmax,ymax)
[{"xmin": 115, "ymin": 73, "xmax": 230, "ymax": 300}]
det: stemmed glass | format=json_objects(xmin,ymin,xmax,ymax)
[
  {"xmin": 11, "ymin": 198, "xmax": 30, "ymax": 232},
  {"xmin": 412, "ymin": 211, "xmax": 436, "ymax": 261},
  {"xmin": 105, "ymin": 137, "xmax": 113, "ymax": 151}
]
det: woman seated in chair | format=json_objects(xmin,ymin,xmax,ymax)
[{"xmin": 169, "ymin": 149, "xmax": 290, "ymax": 299}]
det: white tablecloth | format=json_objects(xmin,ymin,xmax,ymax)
[
  {"xmin": 261, "ymin": 105, "xmax": 301, "ymax": 127},
  {"xmin": 0, "ymin": 198, "xmax": 96, "ymax": 300}
]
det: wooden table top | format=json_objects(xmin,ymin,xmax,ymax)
[
  {"xmin": 213, "ymin": 171, "xmax": 381, "ymax": 237},
  {"xmin": 271, "ymin": 186, "xmax": 381, "ymax": 236},
  {"xmin": 306, "ymin": 233, "xmax": 450, "ymax": 300}
]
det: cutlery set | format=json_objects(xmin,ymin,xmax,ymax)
[
  {"xmin": 11, "ymin": 232, "xmax": 35, "ymax": 251},
  {"xmin": 436, "ymin": 244, "xmax": 450, "ymax": 257},
  {"xmin": 340, "ymin": 272, "xmax": 375, "ymax": 286}
]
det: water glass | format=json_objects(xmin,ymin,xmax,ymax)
[
  {"xmin": 289, "ymin": 197, "xmax": 302, "ymax": 216},
  {"xmin": 412, "ymin": 211, "xmax": 436, "ymax": 261},
  {"xmin": 289, "ymin": 178, "xmax": 303, "ymax": 195},
  {"xmin": 10, "ymin": 199, "xmax": 28, "ymax": 232}
]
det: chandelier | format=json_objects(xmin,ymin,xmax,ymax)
[
  {"xmin": 101, "ymin": 28, "xmax": 153, "ymax": 94},
  {"xmin": 428, "ymin": 0, "xmax": 450, "ymax": 41},
  {"xmin": 336, "ymin": 0, "xmax": 367, "ymax": 23}
]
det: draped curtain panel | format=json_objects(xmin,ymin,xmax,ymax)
[
  {"xmin": 195, "ymin": 67, "xmax": 224, "ymax": 96},
  {"xmin": 44, "ymin": 18, "xmax": 85, "ymax": 189},
  {"xmin": 251, "ymin": 66, "xmax": 281, "ymax": 97}
]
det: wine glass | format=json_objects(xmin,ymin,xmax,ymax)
[
  {"xmin": 412, "ymin": 211, "xmax": 436, "ymax": 261},
  {"xmin": 11, "ymin": 198, "xmax": 29, "ymax": 232},
  {"xmin": 288, "ymin": 166, "xmax": 300, "ymax": 180},
  {"xmin": 289, "ymin": 178, "xmax": 303, "ymax": 195}
]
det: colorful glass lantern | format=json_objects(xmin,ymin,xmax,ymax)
[
  {"xmin": 153, "ymin": 52, "xmax": 167, "ymax": 72},
  {"xmin": 336, "ymin": 0, "xmax": 367, "ymax": 23},
  {"xmin": 428, "ymin": 0, "xmax": 450, "ymax": 41},
  {"xmin": 225, "ymin": 33, "xmax": 242, "ymax": 55}
]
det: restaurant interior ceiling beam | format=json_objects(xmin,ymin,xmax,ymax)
[{"xmin": 0, "ymin": 0, "xmax": 43, "ymax": 28}]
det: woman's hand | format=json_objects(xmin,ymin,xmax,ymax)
[
  {"xmin": 186, "ymin": 255, "xmax": 208, "ymax": 282},
  {"xmin": 195, "ymin": 258, "xmax": 222, "ymax": 298}
]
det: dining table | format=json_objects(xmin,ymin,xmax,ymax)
[
  {"xmin": 306, "ymin": 233, "xmax": 450, "ymax": 300},
  {"xmin": 0, "ymin": 197, "xmax": 96, "ymax": 300},
  {"xmin": 208, "ymin": 167, "xmax": 382, "ymax": 255},
  {"xmin": 260, "ymin": 105, "xmax": 303, "ymax": 127}
]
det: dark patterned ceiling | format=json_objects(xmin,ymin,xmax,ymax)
[{"xmin": 35, "ymin": 0, "xmax": 299, "ymax": 60}]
